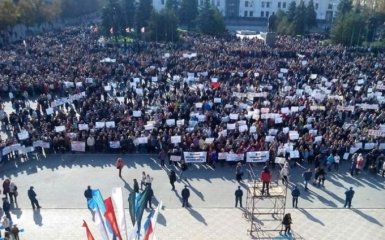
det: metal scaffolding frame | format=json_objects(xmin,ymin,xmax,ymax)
[{"xmin": 245, "ymin": 180, "xmax": 288, "ymax": 239}]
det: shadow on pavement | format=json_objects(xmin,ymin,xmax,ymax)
[
  {"xmin": 298, "ymin": 208, "xmax": 325, "ymax": 226},
  {"xmin": 352, "ymin": 209, "xmax": 383, "ymax": 226},
  {"xmin": 187, "ymin": 208, "xmax": 207, "ymax": 225},
  {"xmin": 157, "ymin": 212, "xmax": 167, "ymax": 226},
  {"xmin": 33, "ymin": 209, "xmax": 43, "ymax": 226}
]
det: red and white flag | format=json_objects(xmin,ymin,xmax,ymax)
[
  {"xmin": 104, "ymin": 197, "xmax": 123, "ymax": 240},
  {"xmin": 82, "ymin": 220, "xmax": 95, "ymax": 240},
  {"xmin": 112, "ymin": 187, "xmax": 128, "ymax": 240}
]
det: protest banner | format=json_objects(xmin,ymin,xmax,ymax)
[
  {"xmin": 17, "ymin": 130, "xmax": 29, "ymax": 140},
  {"xmin": 183, "ymin": 152, "xmax": 207, "ymax": 163},
  {"xmin": 246, "ymin": 151, "xmax": 269, "ymax": 163},
  {"xmin": 71, "ymin": 141, "xmax": 85, "ymax": 152},
  {"xmin": 170, "ymin": 155, "xmax": 181, "ymax": 162},
  {"xmin": 95, "ymin": 122, "xmax": 105, "ymax": 128},
  {"xmin": 166, "ymin": 119, "xmax": 176, "ymax": 126},
  {"xmin": 55, "ymin": 126, "xmax": 66, "ymax": 132},
  {"xmin": 218, "ymin": 152, "xmax": 227, "ymax": 160},
  {"xmin": 226, "ymin": 153, "xmax": 244, "ymax": 161},
  {"xmin": 171, "ymin": 136, "xmax": 182, "ymax": 144},
  {"xmin": 109, "ymin": 141, "xmax": 121, "ymax": 148},
  {"xmin": 78, "ymin": 124, "xmax": 89, "ymax": 131}
]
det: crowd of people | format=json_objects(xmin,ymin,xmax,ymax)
[{"xmin": 0, "ymin": 26, "xmax": 384, "ymax": 178}]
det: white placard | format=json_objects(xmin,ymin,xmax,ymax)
[
  {"xmin": 133, "ymin": 111, "xmax": 142, "ymax": 117},
  {"xmin": 106, "ymin": 121, "xmax": 115, "ymax": 128},
  {"xmin": 246, "ymin": 151, "xmax": 269, "ymax": 163},
  {"xmin": 46, "ymin": 108, "xmax": 54, "ymax": 115},
  {"xmin": 269, "ymin": 129, "xmax": 279, "ymax": 136},
  {"xmin": 32, "ymin": 140, "xmax": 50, "ymax": 148},
  {"xmin": 281, "ymin": 107, "xmax": 290, "ymax": 114},
  {"xmin": 230, "ymin": 114, "xmax": 239, "ymax": 120},
  {"xmin": 95, "ymin": 122, "xmax": 105, "ymax": 128},
  {"xmin": 144, "ymin": 124, "xmax": 154, "ymax": 130},
  {"xmin": 364, "ymin": 143, "xmax": 376, "ymax": 150},
  {"xmin": 343, "ymin": 153, "xmax": 349, "ymax": 160},
  {"xmin": 226, "ymin": 153, "xmax": 244, "ymax": 161},
  {"xmin": 55, "ymin": 125, "xmax": 66, "ymax": 132},
  {"xmin": 275, "ymin": 157, "xmax": 286, "ymax": 164},
  {"xmin": 289, "ymin": 131, "xmax": 299, "ymax": 140},
  {"xmin": 218, "ymin": 152, "xmax": 227, "ymax": 160},
  {"xmin": 166, "ymin": 119, "xmax": 176, "ymax": 126},
  {"xmin": 280, "ymin": 68, "xmax": 288, "ymax": 73},
  {"xmin": 135, "ymin": 88, "xmax": 143, "ymax": 95},
  {"xmin": 205, "ymin": 138, "xmax": 215, "ymax": 144},
  {"xmin": 227, "ymin": 123, "xmax": 236, "ymax": 130},
  {"xmin": 171, "ymin": 136, "xmax": 182, "ymax": 144},
  {"xmin": 239, "ymin": 125, "xmax": 248, "ymax": 132},
  {"xmin": 177, "ymin": 119, "xmax": 185, "ymax": 127},
  {"xmin": 214, "ymin": 98, "xmax": 221, "ymax": 103},
  {"xmin": 265, "ymin": 136, "xmax": 275, "ymax": 142},
  {"xmin": 218, "ymin": 130, "xmax": 227, "ymax": 137},
  {"xmin": 170, "ymin": 155, "xmax": 181, "ymax": 162},
  {"xmin": 78, "ymin": 124, "xmax": 89, "ymax": 131},
  {"xmin": 151, "ymin": 76, "xmax": 158, "ymax": 82},
  {"xmin": 183, "ymin": 152, "xmax": 207, "ymax": 163},
  {"xmin": 136, "ymin": 137, "xmax": 148, "ymax": 144},
  {"xmin": 109, "ymin": 141, "xmax": 121, "ymax": 148},
  {"xmin": 195, "ymin": 102, "xmax": 203, "ymax": 108},
  {"xmin": 17, "ymin": 130, "xmax": 29, "ymax": 140},
  {"xmin": 290, "ymin": 150, "xmax": 300, "ymax": 159},
  {"xmin": 71, "ymin": 141, "xmax": 85, "ymax": 152},
  {"xmin": 314, "ymin": 136, "xmax": 322, "ymax": 143}
]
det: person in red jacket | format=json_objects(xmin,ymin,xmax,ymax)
[
  {"xmin": 260, "ymin": 167, "xmax": 272, "ymax": 195},
  {"xmin": 115, "ymin": 158, "xmax": 125, "ymax": 178}
]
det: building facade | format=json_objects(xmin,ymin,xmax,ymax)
[{"xmin": 152, "ymin": 0, "xmax": 340, "ymax": 21}]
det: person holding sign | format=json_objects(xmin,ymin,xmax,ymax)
[
  {"xmin": 260, "ymin": 167, "xmax": 272, "ymax": 196},
  {"xmin": 115, "ymin": 158, "xmax": 125, "ymax": 178}
]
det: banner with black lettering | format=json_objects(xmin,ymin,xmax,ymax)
[
  {"xmin": 246, "ymin": 151, "xmax": 270, "ymax": 163},
  {"xmin": 183, "ymin": 152, "xmax": 207, "ymax": 163}
]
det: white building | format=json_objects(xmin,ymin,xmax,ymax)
[{"xmin": 152, "ymin": 0, "xmax": 340, "ymax": 21}]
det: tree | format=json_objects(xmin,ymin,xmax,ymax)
[
  {"xmin": 291, "ymin": 0, "xmax": 306, "ymax": 35},
  {"xmin": 196, "ymin": 0, "xmax": 225, "ymax": 35},
  {"xmin": 165, "ymin": 0, "xmax": 178, "ymax": 12},
  {"xmin": 135, "ymin": 0, "xmax": 153, "ymax": 34},
  {"xmin": 337, "ymin": 0, "xmax": 353, "ymax": 16},
  {"xmin": 179, "ymin": 0, "xmax": 198, "ymax": 30},
  {"xmin": 148, "ymin": 9, "xmax": 178, "ymax": 42},
  {"xmin": 0, "ymin": 0, "xmax": 19, "ymax": 31},
  {"xmin": 121, "ymin": 0, "xmax": 136, "ymax": 30},
  {"xmin": 331, "ymin": 11, "xmax": 366, "ymax": 45},
  {"xmin": 101, "ymin": 0, "xmax": 125, "ymax": 36},
  {"xmin": 287, "ymin": 1, "xmax": 297, "ymax": 22},
  {"xmin": 61, "ymin": 0, "xmax": 101, "ymax": 18},
  {"xmin": 306, "ymin": 0, "xmax": 317, "ymax": 29}
]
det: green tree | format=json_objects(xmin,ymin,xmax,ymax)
[
  {"xmin": 179, "ymin": 0, "xmax": 198, "ymax": 30},
  {"xmin": 287, "ymin": 1, "xmax": 297, "ymax": 22},
  {"xmin": 61, "ymin": 0, "xmax": 100, "ymax": 18},
  {"xmin": 337, "ymin": 0, "xmax": 353, "ymax": 16},
  {"xmin": 331, "ymin": 11, "xmax": 366, "ymax": 45},
  {"xmin": 148, "ymin": 9, "xmax": 178, "ymax": 42},
  {"xmin": 292, "ymin": 0, "xmax": 306, "ymax": 35},
  {"xmin": 0, "ymin": 0, "xmax": 19, "ymax": 31},
  {"xmin": 135, "ymin": 0, "xmax": 153, "ymax": 34},
  {"xmin": 196, "ymin": 0, "xmax": 225, "ymax": 35},
  {"xmin": 165, "ymin": 0, "xmax": 178, "ymax": 12},
  {"xmin": 121, "ymin": 0, "xmax": 136, "ymax": 30},
  {"xmin": 306, "ymin": 0, "xmax": 317, "ymax": 29}
]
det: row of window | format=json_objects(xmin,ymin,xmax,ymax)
[{"xmin": 243, "ymin": 11, "xmax": 271, "ymax": 18}]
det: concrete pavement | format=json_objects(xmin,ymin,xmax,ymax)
[{"xmin": 0, "ymin": 154, "xmax": 385, "ymax": 239}]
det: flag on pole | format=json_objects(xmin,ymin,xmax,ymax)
[
  {"xmin": 141, "ymin": 27, "xmax": 145, "ymax": 33},
  {"xmin": 112, "ymin": 187, "xmax": 128, "ymax": 240},
  {"xmin": 82, "ymin": 220, "xmax": 95, "ymax": 240},
  {"xmin": 89, "ymin": 190, "xmax": 114, "ymax": 240},
  {"xmin": 128, "ymin": 187, "xmax": 150, "ymax": 234},
  {"xmin": 93, "ymin": 206, "xmax": 109, "ymax": 240},
  {"xmin": 128, "ymin": 221, "xmax": 138, "ymax": 240},
  {"xmin": 125, "ymin": 27, "xmax": 131, "ymax": 33},
  {"xmin": 104, "ymin": 197, "xmax": 123, "ymax": 240},
  {"xmin": 110, "ymin": 27, "xmax": 114, "ymax": 34},
  {"xmin": 143, "ymin": 201, "xmax": 162, "ymax": 240}
]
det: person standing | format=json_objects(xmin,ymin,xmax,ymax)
[
  {"xmin": 140, "ymin": 171, "xmax": 146, "ymax": 190},
  {"xmin": 169, "ymin": 170, "xmax": 177, "ymax": 191},
  {"xmin": 334, "ymin": 154, "xmax": 340, "ymax": 172},
  {"xmin": 180, "ymin": 160, "xmax": 188, "ymax": 180},
  {"xmin": 355, "ymin": 154, "xmax": 364, "ymax": 175},
  {"xmin": 159, "ymin": 149, "xmax": 167, "ymax": 167},
  {"xmin": 291, "ymin": 186, "xmax": 300, "ymax": 208},
  {"xmin": 235, "ymin": 186, "xmax": 243, "ymax": 208},
  {"xmin": 260, "ymin": 167, "xmax": 272, "ymax": 195},
  {"xmin": 1, "ymin": 216, "xmax": 11, "ymax": 232},
  {"xmin": 344, "ymin": 187, "xmax": 355, "ymax": 208},
  {"xmin": 2, "ymin": 198, "xmax": 12, "ymax": 221},
  {"xmin": 282, "ymin": 213, "xmax": 292, "ymax": 236},
  {"xmin": 147, "ymin": 187, "xmax": 154, "ymax": 209},
  {"xmin": 350, "ymin": 153, "xmax": 358, "ymax": 176},
  {"xmin": 302, "ymin": 169, "xmax": 312, "ymax": 191},
  {"xmin": 2, "ymin": 179, "xmax": 10, "ymax": 200},
  {"xmin": 11, "ymin": 224, "xmax": 20, "ymax": 240},
  {"xmin": 181, "ymin": 185, "xmax": 190, "ymax": 208},
  {"xmin": 84, "ymin": 186, "xmax": 93, "ymax": 207},
  {"xmin": 115, "ymin": 158, "xmax": 125, "ymax": 178},
  {"xmin": 145, "ymin": 174, "xmax": 153, "ymax": 188},
  {"xmin": 133, "ymin": 179, "xmax": 139, "ymax": 193},
  {"xmin": 27, "ymin": 186, "xmax": 41, "ymax": 210},
  {"xmin": 235, "ymin": 162, "xmax": 243, "ymax": 183},
  {"xmin": 280, "ymin": 164, "xmax": 289, "ymax": 185},
  {"xmin": 9, "ymin": 182, "xmax": 17, "ymax": 204}
]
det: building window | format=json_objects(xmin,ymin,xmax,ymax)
[
  {"xmin": 262, "ymin": 2, "xmax": 265, "ymax": 8},
  {"xmin": 244, "ymin": 11, "xmax": 248, "ymax": 17},
  {"xmin": 328, "ymin": 3, "xmax": 333, "ymax": 9},
  {"xmin": 266, "ymin": 11, "xmax": 269, "ymax": 18},
  {"xmin": 266, "ymin": 2, "xmax": 270, "ymax": 8},
  {"xmin": 283, "ymin": 2, "xmax": 286, "ymax": 8},
  {"xmin": 245, "ymin": 1, "xmax": 249, "ymax": 7},
  {"xmin": 315, "ymin": 3, "xmax": 318, "ymax": 10},
  {"xmin": 261, "ymin": 11, "xmax": 264, "ymax": 17},
  {"xmin": 249, "ymin": 11, "xmax": 253, "ymax": 17},
  {"xmin": 278, "ymin": 2, "xmax": 281, "ymax": 8}
]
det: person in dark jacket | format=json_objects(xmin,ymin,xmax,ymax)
[
  {"xmin": 181, "ymin": 185, "xmax": 190, "ymax": 208},
  {"xmin": 344, "ymin": 187, "xmax": 355, "ymax": 208},
  {"xmin": 2, "ymin": 198, "xmax": 12, "ymax": 221},
  {"xmin": 282, "ymin": 213, "xmax": 292, "ymax": 235},
  {"xmin": 235, "ymin": 186, "xmax": 243, "ymax": 208},
  {"xmin": 291, "ymin": 186, "xmax": 300, "ymax": 208},
  {"xmin": 169, "ymin": 170, "xmax": 177, "ymax": 190},
  {"xmin": 133, "ymin": 179, "xmax": 139, "ymax": 193},
  {"xmin": 302, "ymin": 169, "xmax": 312, "ymax": 190},
  {"xmin": 27, "ymin": 186, "xmax": 41, "ymax": 210},
  {"xmin": 84, "ymin": 186, "xmax": 93, "ymax": 208},
  {"xmin": 147, "ymin": 187, "xmax": 154, "ymax": 209}
]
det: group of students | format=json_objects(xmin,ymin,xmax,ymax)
[{"xmin": 1, "ymin": 179, "xmax": 20, "ymax": 240}]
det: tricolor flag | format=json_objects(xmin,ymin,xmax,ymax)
[
  {"xmin": 104, "ymin": 197, "xmax": 123, "ymax": 240},
  {"xmin": 112, "ymin": 187, "xmax": 128, "ymax": 240},
  {"xmin": 143, "ymin": 201, "xmax": 162, "ymax": 240},
  {"xmin": 82, "ymin": 220, "xmax": 95, "ymax": 240}
]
